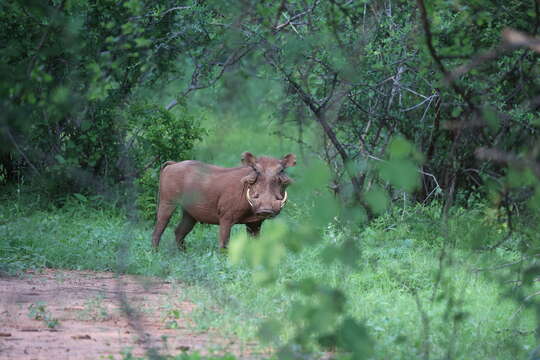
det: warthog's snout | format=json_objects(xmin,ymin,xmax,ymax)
[{"xmin": 255, "ymin": 208, "xmax": 277, "ymax": 218}]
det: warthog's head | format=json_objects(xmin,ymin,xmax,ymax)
[{"xmin": 241, "ymin": 152, "xmax": 296, "ymax": 218}]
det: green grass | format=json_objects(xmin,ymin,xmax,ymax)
[{"xmin": 0, "ymin": 194, "xmax": 536, "ymax": 359}]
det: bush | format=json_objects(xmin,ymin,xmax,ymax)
[{"xmin": 126, "ymin": 101, "xmax": 205, "ymax": 219}]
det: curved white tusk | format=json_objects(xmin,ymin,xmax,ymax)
[
  {"xmin": 246, "ymin": 188, "xmax": 255, "ymax": 208},
  {"xmin": 280, "ymin": 191, "xmax": 288, "ymax": 209}
]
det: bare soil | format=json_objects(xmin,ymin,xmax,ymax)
[{"xmin": 0, "ymin": 269, "xmax": 266, "ymax": 359}]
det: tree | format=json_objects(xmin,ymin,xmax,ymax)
[{"xmin": 0, "ymin": 0, "xmax": 205, "ymax": 196}]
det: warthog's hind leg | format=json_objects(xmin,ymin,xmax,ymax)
[
  {"xmin": 152, "ymin": 203, "xmax": 176, "ymax": 250},
  {"xmin": 175, "ymin": 211, "xmax": 196, "ymax": 251}
]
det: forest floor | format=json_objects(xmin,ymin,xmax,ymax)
[{"xmin": 0, "ymin": 269, "xmax": 266, "ymax": 360}]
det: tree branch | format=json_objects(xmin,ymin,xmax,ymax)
[
  {"xmin": 166, "ymin": 42, "xmax": 259, "ymax": 111},
  {"xmin": 416, "ymin": 0, "xmax": 475, "ymax": 110},
  {"xmin": 475, "ymin": 147, "xmax": 540, "ymax": 178},
  {"xmin": 4, "ymin": 127, "xmax": 40, "ymax": 176}
]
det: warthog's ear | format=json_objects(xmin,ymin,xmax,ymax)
[
  {"xmin": 241, "ymin": 152, "xmax": 257, "ymax": 167},
  {"xmin": 281, "ymin": 153, "xmax": 297, "ymax": 168}
]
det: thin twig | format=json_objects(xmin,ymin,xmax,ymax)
[
  {"xmin": 160, "ymin": 6, "xmax": 192, "ymax": 16},
  {"xmin": 366, "ymin": 154, "xmax": 442, "ymax": 191},
  {"xmin": 274, "ymin": 1, "xmax": 319, "ymax": 31},
  {"xmin": 167, "ymin": 42, "xmax": 259, "ymax": 111},
  {"xmin": 4, "ymin": 127, "xmax": 40, "ymax": 176},
  {"xmin": 401, "ymin": 94, "xmax": 436, "ymax": 112}
]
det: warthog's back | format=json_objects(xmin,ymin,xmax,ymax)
[{"xmin": 159, "ymin": 160, "xmax": 250, "ymax": 224}]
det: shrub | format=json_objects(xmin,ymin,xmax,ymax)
[{"xmin": 126, "ymin": 101, "xmax": 205, "ymax": 219}]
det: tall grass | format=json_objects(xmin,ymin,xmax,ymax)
[{"xmin": 0, "ymin": 192, "xmax": 534, "ymax": 359}]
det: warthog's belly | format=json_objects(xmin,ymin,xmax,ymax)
[{"xmin": 182, "ymin": 203, "xmax": 220, "ymax": 225}]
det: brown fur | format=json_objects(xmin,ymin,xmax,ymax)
[{"xmin": 152, "ymin": 152, "xmax": 296, "ymax": 250}]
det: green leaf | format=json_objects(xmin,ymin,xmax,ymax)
[
  {"xmin": 228, "ymin": 232, "xmax": 248, "ymax": 265},
  {"xmin": 482, "ymin": 107, "xmax": 500, "ymax": 131},
  {"xmin": 80, "ymin": 120, "xmax": 92, "ymax": 132},
  {"xmin": 337, "ymin": 317, "xmax": 373, "ymax": 357},
  {"xmin": 258, "ymin": 319, "xmax": 282, "ymax": 344},
  {"xmin": 528, "ymin": 186, "xmax": 540, "ymax": 211},
  {"xmin": 54, "ymin": 155, "xmax": 66, "ymax": 164},
  {"xmin": 523, "ymin": 265, "xmax": 540, "ymax": 286},
  {"xmin": 73, "ymin": 193, "xmax": 88, "ymax": 203},
  {"xmin": 135, "ymin": 38, "xmax": 152, "ymax": 47},
  {"xmin": 364, "ymin": 185, "xmax": 390, "ymax": 215},
  {"xmin": 378, "ymin": 159, "xmax": 420, "ymax": 192},
  {"xmin": 287, "ymin": 278, "xmax": 319, "ymax": 295},
  {"xmin": 451, "ymin": 107, "xmax": 463, "ymax": 117},
  {"xmin": 51, "ymin": 86, "xmax": 69, "ymax": 104},
  {"xmin": 388, "ymin": 136, "xmax": 413, "ymax": 160},
  {"xmin": 337, "ymin": 238, "xmax": 361, "ymax": 268}
]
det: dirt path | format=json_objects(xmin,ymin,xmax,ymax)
[{"xmin": 0, "ymin": 269, "xmax": 265, "ymax": 359}]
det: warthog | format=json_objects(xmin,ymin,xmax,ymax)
[{"xmin": 152, "ymin": 152, "xmax": 296, "ymax": 250}]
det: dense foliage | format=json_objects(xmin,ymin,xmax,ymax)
[
  {"xmin": 1, "ymin": 0, "xmax": 539, "ymax": 359},
  {"xmin": 3, "ymin": 1, "xmax": 538, "ymax": 209},
  {"xmin": 0, "ymin": 0, "xmax": 204, "ymax": 200}
]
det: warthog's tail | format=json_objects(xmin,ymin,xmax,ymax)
[{"xmin": 162, "ymin": 161, "xmax": 177, "ymax": 167}]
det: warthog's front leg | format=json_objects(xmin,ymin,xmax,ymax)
[
  {"xmin": 218, "ymin": 219, "xmax": 234, "ymax": 249},
  {"xmin": 246, "ymin": 221, "xmax": 263, "ymax": 237}
]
